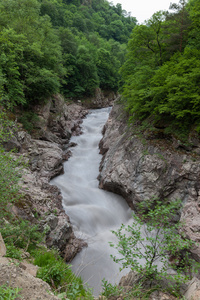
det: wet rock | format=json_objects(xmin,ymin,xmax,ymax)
[
  {"xmin": 149, "ymin": 291, "xmax": 177, "ymax": 300},
  {"xmin": 9, "ymin": 96, "xmax": 89, "ymax": 257},
  {"xmin": 118, "ymin": 271, "xmax": 178, "ymax": 300},
  {"xmin": 0, "ymin": 260, "xmax": 59, "ymax": 300},
  {"xmin": 84, "ymin": 88, "xmax": 118, "ymax": 108},
  {"xmin": 63, "ymin": 236, "xmax": 87, "ymax": 262},
  {"xmin": 45, "ymin": 214, "xmax": 58, "ymax": 230}
]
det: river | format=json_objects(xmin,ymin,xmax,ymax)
[{"xmin": 51, "ymin": 107, "xmax": 132, "ymax": 295}]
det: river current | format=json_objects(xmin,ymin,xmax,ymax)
[{"xmin": 51, "ymin": 107, "xmax": 132, "ymax": 295}]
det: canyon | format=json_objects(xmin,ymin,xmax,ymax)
[{"xmin": 1, "ymin": 96, "xmax": 200, "ymax": 299}]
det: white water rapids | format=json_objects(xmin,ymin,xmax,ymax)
[{"xmin": 51, "ymin": 107, "xmax": 133, "ymax": 295}]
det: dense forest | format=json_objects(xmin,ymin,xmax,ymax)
[
  {"xmin": 121, "ymin": 0, "xmax": 200, "ymax": 140},
  {"xmin": 1, "ymin": 0, "xmax": 200, "ymax": 140},
  {"xmin": 0, "ymin": 0, "xmax": 136, "ymax": 109}
]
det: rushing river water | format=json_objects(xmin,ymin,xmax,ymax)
[{"xmin": 51, "ymin": 107, "xmax": 132, "ymax": 295}]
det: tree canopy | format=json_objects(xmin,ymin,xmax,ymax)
[
  {"xmin": 120, "ymin": 0, "xmax": 200, "ymax": 139},
  {"xmin": 0, "ymin": 0, "xmax": 137, "ymax": 107}
]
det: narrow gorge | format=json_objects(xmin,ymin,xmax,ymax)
[
  {"xmin": 51, "ymin": 107, "xmax": 132, "ymax": 295},
  {"xmin": 2, "ymin": 97, "xmax": 200, "ymax": 299}
]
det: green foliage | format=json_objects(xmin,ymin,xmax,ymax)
[
  {"xmin": 0, "ymin": 111, "xmax": 23, "ymax": 221},
  {"xmin": 18, "ymin": 111, "xmax": 39, "ymax": 133},
  {"xmin": 0, "ymin": 0, "xmax": 137, "ymax": 105},
  {"xmin": 101, "ymin": 279, "xmax": 122, "ymax": 298},
  {"xmin": 110, "ymin": 198, "xmax": 197, "ymax": 296},
  {"xmin": 0, "ymin": 0, "xmax": 64, "ymax": 107},
  {"xmin": 120, "ymin": 0, "xmax": 200, "ymax": 140},
  {"xmin": 34, "ymin": 248, "xmax": 93, "ymax": 299},
  {"xmin": 1, "ymin": 220, "xmax": 44, "ymax": 259},
  {"xmin": 0, "ymin": 284, "xmax": 21, "ymax": 299}
]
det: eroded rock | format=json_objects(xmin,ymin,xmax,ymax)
[
  {"xmin": 99, "ymin": 103, "xmax": 200, "ymax": 263},
  {"xmin": 8, "ymin": 96, "xmax": 89, "ymax": 260}
]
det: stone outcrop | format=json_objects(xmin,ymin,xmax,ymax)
[
  {"xmin": 0, "ymin": 257, "xmax": 59, "ymax": 300},
  {"xmin": 6, "ymin": 95, "xmax": 88, "ymax": 261},
  {"xmin": 99, "ymin": 102, "xmax": 200, "ymax": 261},
  {"xmin": 83, "ymin": 88, "xmax": 118, "ymax": 108}
]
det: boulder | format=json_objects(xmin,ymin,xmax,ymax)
[{"xmin": 46, "ymin": 217, "xmax": 72, "ymax": 250}]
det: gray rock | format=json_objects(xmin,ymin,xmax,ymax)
[
  {"xmin": 46, "ymin": 218, "xmax": 72, "ymax": 250},
  {"xmin": 45, "ymin": 214, "xmax": 58, "ymax": 230},
  {"xmin": 99, "ymin": 102, "xmax": 200, "ymax": 260}
]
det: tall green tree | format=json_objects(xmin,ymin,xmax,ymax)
[{"xmin": 0, "ymin": 0, "xmax": 65, "ymax": 107}]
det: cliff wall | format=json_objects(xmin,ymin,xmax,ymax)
[
  {"xmin": 5, "ymin": 95, "xmax": 88, "ymax": 261},
  {"xmin": 99, "ymin": 102, "xmax": 200, "ymax": 261}
]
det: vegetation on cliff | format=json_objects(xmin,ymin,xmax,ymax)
[
  {"xmin": 109, "ymin": 199, "xmax": 198, "ymax": 298},
  {"xmin": 121, "ymin": 0, "xmax": 200, "ymax": 140}
]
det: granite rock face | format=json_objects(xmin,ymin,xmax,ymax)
[{"xmin": 99, "ymin": 103, "xmax": 200, "ymax": 260}]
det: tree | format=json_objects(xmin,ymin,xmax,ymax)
[
  {"xmin": 0, "ymin": 0, "xmax": 65, "ymax": 107},
  {"xmin": 164, "ymin": 0, "xmax": 190, "ymax": 57},
  {"xmin": 187, "ymin": 0, "xmax": 200, "ymax": 49},
  {"xmin": 110, "ymin": 199, "xmax": 197, "ymax": 295},
  {"xmin": 96, "ymin": 48, "xmax": 119, "ymax": 90}
]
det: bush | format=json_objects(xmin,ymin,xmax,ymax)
[
  {"xmin": 1, "ymin": 220, "xmax": 44, "ymax": 259},
  {"xmin": 18, "ymin": 111, "xmax": 40, "ymax": 133},
  {"xmin": 0, "ymin": 109, "xmax": 24, "ymax": 222},
  {"xmin": 101, "ymin": 279, "xmax": 122, "ymax": 298},
  {"xmin": 34, "ymin": 248, "xmax": 93, "ymax": 299},
  {"xmin": 110, "ymin": 198, "xmax": 198, "ymax": 297}
]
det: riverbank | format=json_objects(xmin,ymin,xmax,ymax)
[{"xmin": 98, "ymin": 101, "xmax": 200, "ymax": 299}]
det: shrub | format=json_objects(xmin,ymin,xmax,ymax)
[
  {"xmin": 110, "ymin": 198, "xmax": 198, "ymax": 297},
  {"xmin": 1, "ymin": 220, "xmax": 44, "ymax": 259},
  {"xmin": 0, "ymin": 109, "xmax": 23, "ymax": 222},
  {"xmin": 18, "ymin": 111, "xmax": 40, "ymax": 133}
]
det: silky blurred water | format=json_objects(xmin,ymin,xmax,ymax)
[{"xmin": 51, "ymin": 108, "xmax": 132, "ymax": 295}]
